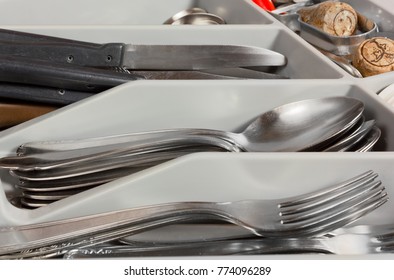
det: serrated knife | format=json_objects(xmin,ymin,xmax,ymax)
[{"xmin": 0, "ymin": 28, "xmax": 286, "ymax": 70}]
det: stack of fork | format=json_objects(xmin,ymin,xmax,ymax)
[{"xmin": 0, "ymin": 170, "xmax": 388, "ymax": 259}]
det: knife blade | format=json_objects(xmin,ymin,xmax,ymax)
[
  {"xmin": 0, "ymin": 28, "xmax": 286, "ymax": 70},
  {"xmin": 123, "ymin": 69, "xmax": 287, "ymax": 79}
]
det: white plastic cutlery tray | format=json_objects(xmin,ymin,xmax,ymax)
[{"xmin": 0, "ymin": 0, "xmax": 394, "ymax": 258}]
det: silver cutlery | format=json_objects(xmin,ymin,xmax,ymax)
[
  {"xmin": 0, "ymin": 170, "xmax": 387, "ymax": 259},
  {"xmin": 0, "ymin": 28, "xmax": 287, "ymax": 96},
  {"xmin": 63, "ymin": 224, "xmax": 394, "ymax": 258},
  {"xmin": 119, "ymin": 223, "xmax": 255, "ymax": 245},
  {"xmin": 0, "ymin": 29, "xmax": 286, "ymax": 70},
  {"xmin": 14, "ymin": 146, "xmax": 226, "ymax": 208},
  {"xmin": 323, "ymin": 118, "xmax": 374, "ymax": 152},
  {"xmin": 0, "ymin": 96, "xmax": 363, "ymax": 177},
  {"xmin": 0, "ymin": 96, "xmax": 380, "ymax": 207},
  {"xmin": 316, "ymin": 47, "xmax": 363, "ymax": 78},
  {"xmin": 5, "ymin": 96, "xmax": 364, "ymax": 161},
  {"xmin": 163, "ymin": 8, "xmax": 226, "ymax": 25},
  {"xmin": 351, "ymin": 126, "xmax": 382, "ymax": 152}
]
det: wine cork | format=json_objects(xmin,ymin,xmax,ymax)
[
  {"xmin": 298, "ymin": 1, "xmax": 358, "ymax": 36},
  {"xmin": 352, "ymin": 37, "xmax": 394, "ymax": 77}
]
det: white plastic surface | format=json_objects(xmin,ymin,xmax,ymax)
[{"xmin": 378, "ymin": 83, "xmax": 394, "ymax": 110}]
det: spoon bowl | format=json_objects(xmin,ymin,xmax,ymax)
[{"xmin": 232, "ymin": 96, "xmax": 364, "ymax": 151}]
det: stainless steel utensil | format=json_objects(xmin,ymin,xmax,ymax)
[
  {"xmin": 3, "ymin": 96, "xmax": 364, "ymax": 166},
  {"xmin": 163, "ymin": 8, "xmax": 226, "ymax": 25},
  {"xmin": 126, "ymin": 68, "xmax": 288, "ymax": 80},
  {"xmin": 163, "ymin": 8, "xmax": 208, "ymax": 24},
  {"xmin": 317, "ymin": 47, "xmax": 363, "ymax": 78},
  {"xmin": 119, "ymin": 223, "xmax": 254, "ymax": 244},
  {"xmin": 0, "ymin": 29, "xmax": 286, "ymax": 70},
  {"xmin": 168, "ymin": 13, "xmax": 226, "ymax": 25},
  {"xmin": 12, "ymin": 118, "xmax": 379, "ymax": 205},
  {"xmin": 0, "ymin": 170, "xmax": 387, "ymax": 259},
  {"xmin": 13, "ymin": 146, "xmax": 226, "ymax": 208},
  {"xmin": 323, "ymin": 118, "xmax": 374, "ymax": 152},
  {"xmin": 0, "ymin": 97, "xmax": 371, "ymax": 207},
  {"xmin": 63, "ymin": 224, "xmax": 394, "ymax": 258},
  {"xmin": 351, "ymin": 126, "xmax": 381, "ymax": 152},
  {"xmin": 0, "ymin": 55, "xmax": 287, "ymax": 98}
]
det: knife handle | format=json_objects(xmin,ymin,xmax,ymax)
[
  {"xmin": 0, "ymin": 55, "xmax": 143, "ymax": 92},
  {"xmin": 0, "ymin": 40, "xmax": 125, "ymax": 67},
  {"xmin": 0, "ymin": 83, "xmax": 94, "ymax": 106},
  {"xmin": 0, "ymin": 28, "xmax": 126, "ymax": 67}
]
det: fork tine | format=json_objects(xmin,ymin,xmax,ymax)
[
  {"xmin": 279, "ymin": 170, "xmax": 377, "ymax": 209},
  {"xmin": 367, "ymin": 225, "xmax": 394, "ymax": 253},
  {"xmin": 278, "ymin": 183, "xmax": 388, "ymax": 235},
  {"xmin": 280, "ymin": 180, "xmax": 382, "ymax": 222},
  {"xmin": 373, "ymin": 230, "xmax": 394, "ymax": 252},
  {"xmin": 287, "ymin": 189, "xmax": 388, "ymax": 236},
  {"xmin": 378, "ymin": 244, "xmax": 394, "ymax": 253}
]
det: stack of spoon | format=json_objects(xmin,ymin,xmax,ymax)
[{"xmin": 0, "ymin": 96, "xmax": 380, "ymax": 208}]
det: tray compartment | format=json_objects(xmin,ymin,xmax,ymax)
[
  {"xmin": 8, "ymin": 25, "xmax": 346, "ymax": 79},
  {"xmin": 0, "ymin": 80, "xmax": 393, "ymax": 226}
]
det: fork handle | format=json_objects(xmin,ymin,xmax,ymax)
[
  {"xmin": 0, "ymin": 201, "xmax": 227, "ymax": 256},
  {"xmin": 63, "ymin": 239, "xmax": 329, "ymax": 259}
]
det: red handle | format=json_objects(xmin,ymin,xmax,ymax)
[{"xmin": 252, "ymin": 0, "xmax": 276, "ymax": 11}]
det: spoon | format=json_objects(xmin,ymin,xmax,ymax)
[
  {"xmin": 168, "ymin": 13, "xmax": 225, "ymax": 25},
  {"xmin": 323, "ymin": 119, "xmax": 375, "ymax": 152},
  {"xmin": 0, "ymin": 97, "xmax": 364, "ymax": 172},
  {"xmin": 351, "ymin": 126, "xmax": 381, "ymax": 152},
  {"xmin": 317, "ymin": 47, "xmax": 363, "ymax": 78}
]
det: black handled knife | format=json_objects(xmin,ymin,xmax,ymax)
[{"xmin": 0, "ymin": 28, "xmax": 286, "ymax": 70}]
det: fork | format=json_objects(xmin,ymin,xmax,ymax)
[
  {"xmin": 0, "ymin": 170, "xmax": 387, "ymax": 257},
  {"xmin": 62, "ymin": 224, "xmax": 394, "ymax": 258}
]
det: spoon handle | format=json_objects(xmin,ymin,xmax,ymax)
[
  {"xmin": 1, "ymin": 130, "xmax": 239, "ymax": 171},
  {"xmin": 16, "ymin": 128, "xmax": 230, "ymax": 155}
]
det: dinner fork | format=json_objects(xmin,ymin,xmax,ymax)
[
  {"xmin": 62, "ymin": 224, "xmax": 394, "ymax": 258},
  {"xmin": 0, "ymin": 170, "xmax": 387, "ymax": 257}
]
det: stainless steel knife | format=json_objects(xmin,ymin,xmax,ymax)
[
  {"xmin": 0, "ymin": 28, "xmax": 286, "ymax": 70},
  {"xmin": 0, "ymin": 55, "xmax": 284, "ymax": 95}
]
